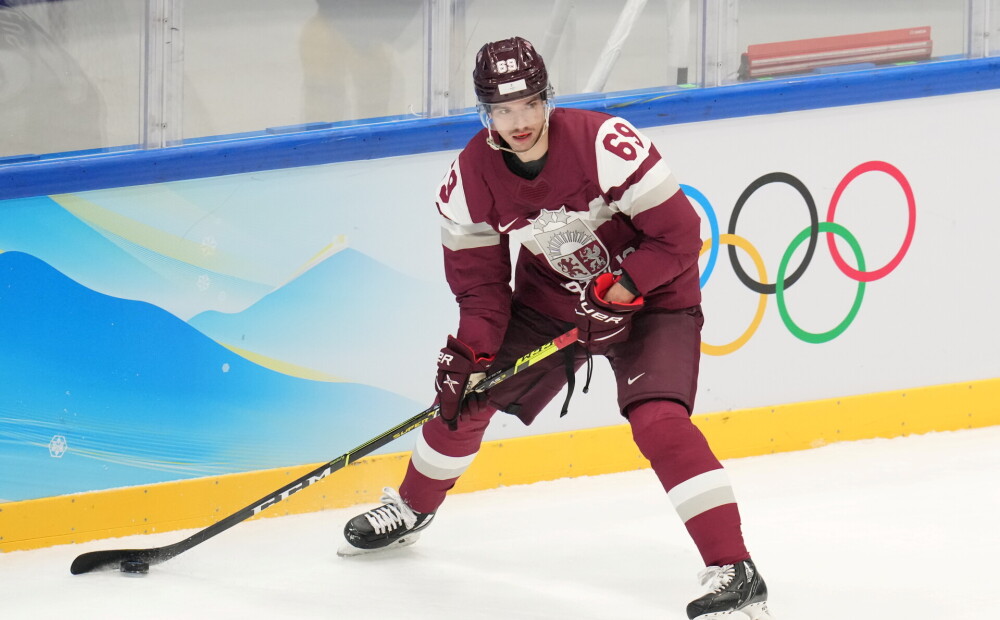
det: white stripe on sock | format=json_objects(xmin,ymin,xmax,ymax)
[
  {"xmin": 410, "ymin": 433, "xmax": 477, "ymax": 481},
  {"xmin": 667, "ymin": 468, "xmax": 735, "ymax": 521}
]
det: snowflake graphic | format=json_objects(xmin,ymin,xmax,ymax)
[
  {"xmin": 197, "ymin": 274, "xmax": 212, "ymax": 291},
  {"xmin": 201, "ymin": 236, "xmax": 218, "ymax": 256},
  {"xmin": 49, "ymin": 435, "xmax": 68, "ymax": 458}
]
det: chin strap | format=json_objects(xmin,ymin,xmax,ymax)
[
  {"xmin": 483, "ymin": 102, "xmax": 552, "ymax": 154},
  {"xmin": 484, "ymin": 119, "xmax": 550, "ymax": 155}
]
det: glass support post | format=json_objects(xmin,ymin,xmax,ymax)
[
  {"xmin": 966, "ymin": 0, "xmax": 993, "ymax": 57},
  {"xmin": 423, "ymin": 0, "xmax": 459, "ymax": 117},
  {"xmin": 141, "ymin": 0, "xmax": 183, "ymax": 148},
  {"xmin": 700, "ymin": 0, "xmax": 740, "ymax": 86}
]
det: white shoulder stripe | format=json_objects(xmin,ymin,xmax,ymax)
[
  {"xmin": 441, "ymin": 217, "xmax": 500, "ymax": 251},
  {"xmin": 616, "ymin": 162, "xmax": 681, "ymax": 218}
]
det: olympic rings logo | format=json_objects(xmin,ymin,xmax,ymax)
[{"xmin": 684, "ymin": 160, "xmax": 916, "ymax": 356}]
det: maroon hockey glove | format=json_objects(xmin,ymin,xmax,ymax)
[
  {"xmin": 574, "ymin": 273, "xmax": 645, "ymax": 353},
  {"xmin": 435, "ymin": 335, "xmax": 494, "ymax": 431}
]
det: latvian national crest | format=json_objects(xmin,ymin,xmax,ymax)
[{"xmin": 530, "ymin": 207, "xmax": 609, "ymax": 280}]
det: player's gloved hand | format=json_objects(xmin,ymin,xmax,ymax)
[
  {"xmin": 574, "ymin": 273, "xmax": 645, "ymax": 353},
  {"xmin": 435, "ymin": 335, "xmax": 494, "ymax": 431}
]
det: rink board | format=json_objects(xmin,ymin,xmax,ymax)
[
  {"xmin": 2, "ymin": 57, "xmax": 1000, "ymax": 552},
  {"xmin": 2, "ymin": 377, "xmax": 997, "ymax": 553}
]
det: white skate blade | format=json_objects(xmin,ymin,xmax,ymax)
[
  {"xmin": 692, "ymin": 602, "xmax": 773, "ymax": 620},
  {"xmin": 337, "ymin": 532, "xmax": 421, "ymax": 557},
  {"xmin": 743, "ymin": 602, "xmax": 773, "ymax": 620}
]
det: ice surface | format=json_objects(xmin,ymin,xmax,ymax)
[{"xmin": 2, "ymin": 426, "xmax": 997, "ymax": 619}]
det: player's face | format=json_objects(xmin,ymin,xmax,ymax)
[{"xmin": 488, "ymin": 94, "xmax": 548, "ymax": 157}]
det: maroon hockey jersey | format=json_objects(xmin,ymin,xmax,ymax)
[{"xmin": 434, "ymin": 107, "xmax": 703, "ymax": 358}]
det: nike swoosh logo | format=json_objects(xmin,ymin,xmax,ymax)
[
  {"xmin": 627, "ymin": 373, "xmax": 645, "ymax": 385},
  {"xmin": 594, "ymin": 327, "xmax": 627, "ymax": 342},
  {"xmin": 498, "ymin": 219, "xmax": 519, "ymax": 233}
]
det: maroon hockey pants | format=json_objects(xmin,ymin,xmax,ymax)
[{"xmin": 399, "ymin": 399, "xmax": 749, "ymax": 567}]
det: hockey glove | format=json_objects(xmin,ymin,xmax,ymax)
[
  {"xmin": 574, "ymin": 273, "xmax": 645, "ymax": 353},
  {"xmin": 435, "ymin": 335, "xmax": 494, "ymax": 431}
]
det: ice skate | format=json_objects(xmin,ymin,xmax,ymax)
[
  {"xmin": 686, "ymin": 559, "xmax": 772, "ymax": 619},
  {"xmin": 338, "ymin": 487, "xmax": 435, "ymax": 557}
]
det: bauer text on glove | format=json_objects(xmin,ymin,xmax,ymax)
[
  {"xmin": 574, "ymin": 272, "xmax": 644, "ymax": 352},
  {"xmin": 435, "ymin": 335, "xmax": 494, "ymax": 430}
]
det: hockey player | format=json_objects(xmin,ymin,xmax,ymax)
[{"xmin": 340, "ymin": 36, "xmax": 772, "ymax": 619}]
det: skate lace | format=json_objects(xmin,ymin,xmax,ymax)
[
  {"xmin": 364, "ymin": 487, "xmax": 417, "ymax": 534},
  {"xmin": 697, "ymin": 565, "xmax": 736, "ymax": 593}
]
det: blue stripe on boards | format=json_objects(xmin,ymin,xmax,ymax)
[{"xmin": 1, "ymin": 56, "xmax": 998, "ymax": 200}]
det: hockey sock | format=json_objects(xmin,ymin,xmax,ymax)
[
  {"xmin": 627, "ymin": 399, "xmax": 750, "ymax": 567},
  {"xmin": 399, "ymin": 404, "xmax": 497, "ymax": 514}
]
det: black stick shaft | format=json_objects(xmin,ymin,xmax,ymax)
[{"xmin": 70, "ymin": 328, "xmax": 578, "ymax": 574}]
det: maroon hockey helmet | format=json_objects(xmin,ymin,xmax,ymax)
[{"xmin": 473, "ymin": 37, "xmax": 549, "ymax": 105}]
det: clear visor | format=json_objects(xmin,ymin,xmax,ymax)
[{"xmin": 476, "ymin": 86, "xmax": 555, "ymax": 130}]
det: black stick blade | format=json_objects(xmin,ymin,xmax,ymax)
[{"xmin": 70, "ymin": 548, "xmax": 165, "ymax": 575}]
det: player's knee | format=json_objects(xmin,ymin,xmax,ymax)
[
  {"xmin": 626, "ymin": 398, "xmax": 689, "ymax": 425},
  {"xmin": 626, "ymin": 399, "xmax": 695, "ymax": 458}
]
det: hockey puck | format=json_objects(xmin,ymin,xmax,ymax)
[{"xmin": 120, "ymin": 558, "xmax": 150, "ymax": 575}]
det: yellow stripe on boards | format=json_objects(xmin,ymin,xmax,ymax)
[
  {"xmin": 217, "ymin": 342, "xmax": 345, "ymax": 382},
  {"xmin": 1, "ymin": 378, "xmax": 997, "ymax": 553}
]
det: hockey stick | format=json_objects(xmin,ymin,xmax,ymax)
[{"xmin": 70, "ymin": 328, "xmax": 579, "ymax": 575}]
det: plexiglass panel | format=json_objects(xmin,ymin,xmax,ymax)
[
  {"xmin": 454, "ymin": 0, "xmax": 699, "ymax": 111},
  {"xmin": 0, "ymin": 0, "xmax": 142, "ymax": 159},
  {"xmin": 0, "ymin": 0, "xmax": 992, "ymax": 161},
  {"xmin": 181, "ymin": 0, "xmax": 424, "ymax": 140},
  {"xmin": 991, "ymin": 0, "xmax": 1000, "ymax": 56}
]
